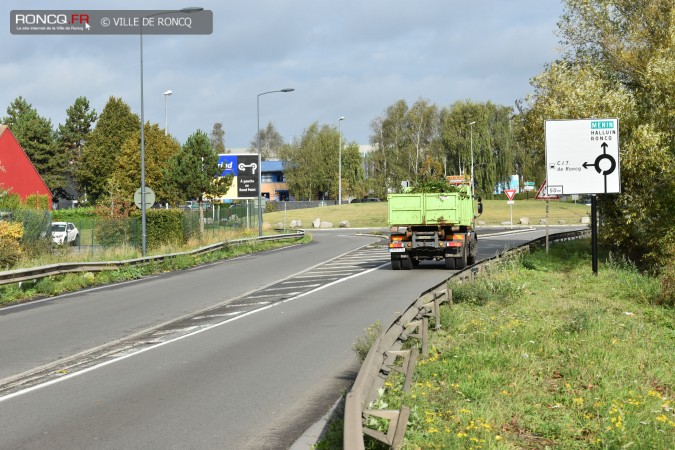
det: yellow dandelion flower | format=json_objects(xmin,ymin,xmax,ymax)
[
  {"xmin": 495, "ymin": 435, "xmax": 502, "ymax": 441},
  {"xmin": 573, "ymin": 397, "xmax": 584, "ymax": 405},
  {"xmin": 656, "ymin": 414, "xmax": 668, "ymax": 423}
]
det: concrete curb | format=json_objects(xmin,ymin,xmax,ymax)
[{"xmin": 289, "ymin": 397, "xmax": 343, "ymax": 449}]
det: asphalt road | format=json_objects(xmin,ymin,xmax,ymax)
[{"xmin": 0, "ymin": 226, "xmax": 583, "ymax": 449}]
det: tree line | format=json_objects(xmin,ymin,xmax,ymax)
[{"xmin": 1, "ymin": 96, "xmax": 231, "ymax": 213}]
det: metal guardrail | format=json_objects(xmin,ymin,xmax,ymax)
[
  {"xmin": 344, "ymin": 228, "xmax": 590, "ymax": 449},
  {"xmin": 0, "ymin": 231, "xmax": 305, "ymax": 287}
]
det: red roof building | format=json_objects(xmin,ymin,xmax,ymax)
[{"xmin": 0, "ymin": 125, "xmax": 53, "ymax": 209}]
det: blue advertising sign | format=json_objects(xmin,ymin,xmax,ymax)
[{"xmin": 216, "ymin": 154, "xmax": 259, "ymax": 199}]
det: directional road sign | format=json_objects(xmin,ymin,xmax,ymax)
[{"xmin": 545, "ymin": 118, "xmax": 621, "ymax": 195}]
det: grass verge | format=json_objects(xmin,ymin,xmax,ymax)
[
  {"xmin": 263, "ymin": 199, "xmax": 590, "ymax": 229},
  {"xmin": 316, "ymin": 239, "xmax": 673, "ymax": 449},
  {"xmin": 0, "ymin": 232, "xmax": 311, "ymax": 307}
]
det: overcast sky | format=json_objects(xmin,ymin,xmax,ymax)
[{"xmin": 1, "ymin": 0, "xmax": 565, "ymax": 150}]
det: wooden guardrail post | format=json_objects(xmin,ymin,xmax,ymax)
[
  {"xmin": 362, "ymin": 406, "xmax": 410, "ymax": 449},
  {"xmin": 384, "ymin": 348, "xmax": 418, "ymax": 392}
]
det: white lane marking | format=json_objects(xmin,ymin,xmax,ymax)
[
  {"xmin": 242, "ymin": 292, "xmax": 302, "ymax": 299},
  {"xmin": 0, "ymin": 260, "xmax": 390, "ymax": 403},
  {"xmin": 191, "ymin": 312, "xmax": 243, "ymax": 320},
  {"xmin": 261, "ymin": 284, "xmax": 321, "ymax": 291},
  {"xmin": 226, "ymin": 302, "xmax": 271, "ymax": 308}
]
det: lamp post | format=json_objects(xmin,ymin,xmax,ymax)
[
  {"xmin": 338, "ymin": 116, "xmax": 345, "ymax": 205},
  {"xmin": 469, "ymin": 121, "xmax": 476, "ymax": 200},
  {"xmin": 140, "ymin": 7, "xmax": 203, "ymax": 256},
  {"xmin": 256, "ymin": 88, "xmax": 295, "ymax": 237},
  {"xmin": 163, "ymin": 89, "xmax": 172, "ymax": 135}
]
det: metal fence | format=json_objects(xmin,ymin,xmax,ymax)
[
  {"xmin": 265, "ymin": 200, "xmax": 338, "ymax": 212},
  {"xmin": 2, "ymin": 204, "xmax": 263, "ymax": 255},
  {"xmin": 0, "ymin": 208, "xmax": 51, "ymax": 243}
]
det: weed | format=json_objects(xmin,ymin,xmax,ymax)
[
  {"xmin": 352, "ymin": 321, "xmax": 382, "ymax": 362},
  {"xmin": 317, "ymin": 239, "xmax": 675, "ymax": 449}
]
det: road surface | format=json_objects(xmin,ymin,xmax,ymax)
[{"xmin": 0, "ymin": 227, "xmax": 583, "ymax": 449}]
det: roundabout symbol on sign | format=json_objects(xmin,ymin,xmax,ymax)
[{"xmin": 582, "ymin": 142, "xmax": 617, "ymax": 192}]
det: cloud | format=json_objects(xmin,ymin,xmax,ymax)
[{"xmin": 1, "ymin": 0, "xmax": 564, "ymax": 147}]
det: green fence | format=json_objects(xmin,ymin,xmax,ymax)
[{"xmin": 0, "ymin": 208, "xmax": 52, "ymax": 246}]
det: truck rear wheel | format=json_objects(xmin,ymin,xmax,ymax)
[
  {"xmin": 456, "ymin": 244, "xmax": 468, "ymax": 269},
  {"xmin": 444, "ymin": 257, "xmax": 456, "ymax": 270},
  {"xmin": 467, "ymin": 236, "xmax": 477, "ymax": 265},
  {"xmin": 391, "ymin": 258, "xmax": 401, "ymax": 270},
  {"xmin": 402, "ymin": 257, "xmax": 413, "ymax": 270}
]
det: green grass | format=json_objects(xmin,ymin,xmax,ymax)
[
  {"xmin": 264, "ymin": 199, "xmax": 590, "ymax": 228},
  {"xmin": 316, "ymin": 240, "xmax": 673, "ymax": 449}
]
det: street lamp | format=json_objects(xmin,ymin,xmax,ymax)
[
  {"xmin": 140, "ymin": 7, "xmax": 203, "ymax": 256},
  {"xmin": 338, "ymin": 116, "xmax": 345, "ymax": 205},
  {"xmin": 469, "ymin": 121, "xmax": 476, "ymax": 200},
  {"xmin": 163, "ymin": 89, "xmax": 172, "ymax": 135},
  {"xmin": 256, "ymin": 88, "xmax": 295, "ymax": 236}
]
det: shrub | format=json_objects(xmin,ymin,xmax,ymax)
[
  {"xmin": 52, "ymin": 207, "xmax": 97, "ymax": 230},
  {"xmin": 25, "ymin": 194, "xmax": 50, "ymax": 210},
  {"xmin": 145, "ymin": 209, "xmax": 185, "ymax": 248},
  {"xmin": 265, "ymin": 201, "xmax": 278, "ymax": 213},
  {"xmin": 0, "ymin": 192, "xmax": 23, "ymax": 209},
  {"xmin": 0, "ymin": 220, "xmax": 23, "ymax": 240},
  {"xmin": 0, "ymin": 236, "xmax": 22, "ymax": 268},
  {"xmin": 0, "ymin": 220, "xmax": 24, "ymax": 268},
  {"xmin": 352, "ymin": 321, "xmax": 382, "ymax": 362}
]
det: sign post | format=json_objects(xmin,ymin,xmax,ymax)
[
  {"xmin": 504, "ymin": 189, "xmax": 516, "ymax": 228},
  {"xmin": 535, "ymin": 180, "xmax": 558, "ymax": 253},
  {"xmin": 545, "ymin": 118, "xmax": 621, "ymax": 273}
]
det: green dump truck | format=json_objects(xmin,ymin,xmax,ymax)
[{"xmin": 387, "ymin": 185, "xmax": 482, "ymax": 270}]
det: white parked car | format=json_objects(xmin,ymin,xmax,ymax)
[{"xmin": 51, "ymin": 221, "xmax": 79, "ymax": 245}]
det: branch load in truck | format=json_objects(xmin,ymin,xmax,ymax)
[{"xmin": 387, "ymin": 182, "xmax": 482, "ymax": 270}]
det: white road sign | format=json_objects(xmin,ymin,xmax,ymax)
[
  {"xmin": 134, "ymin": 186, "xmax": 156, "ymax": 209},
  {"xmin": 545, "ymin": 119, "xmax": 621, "ymax": 195}
]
